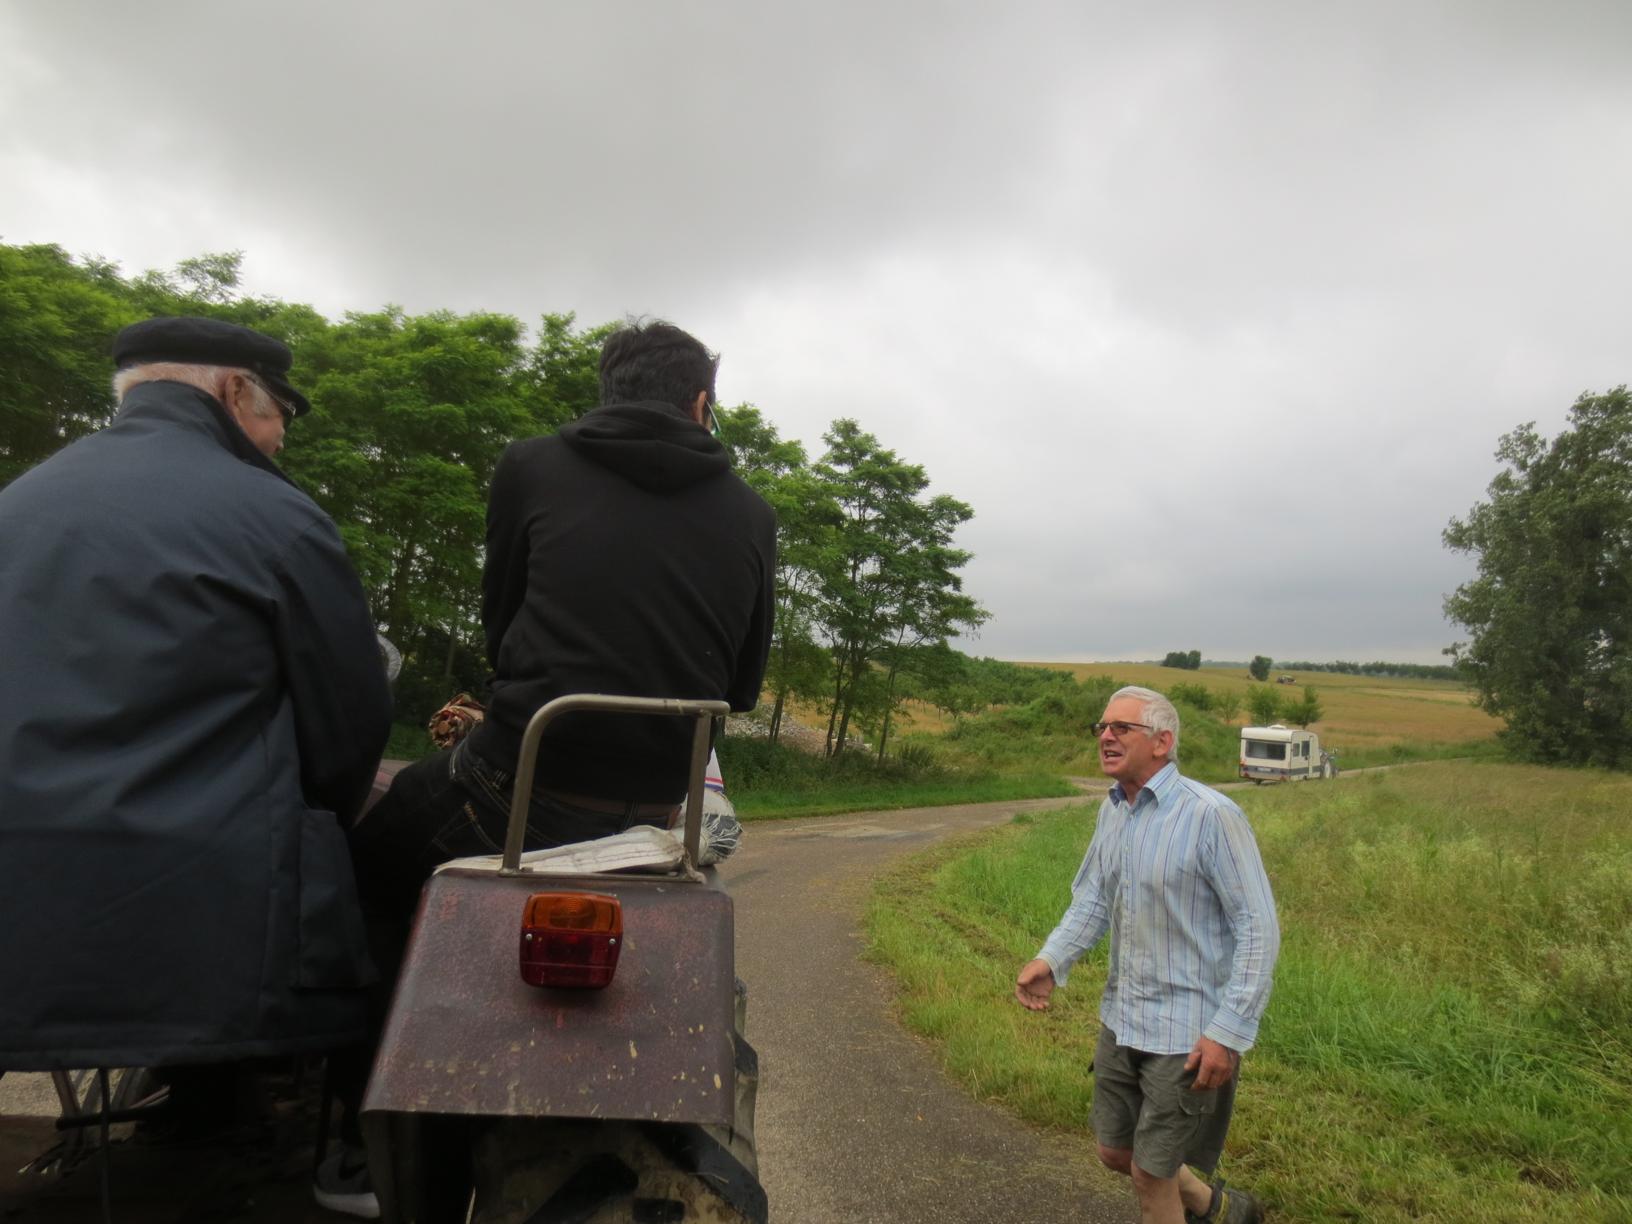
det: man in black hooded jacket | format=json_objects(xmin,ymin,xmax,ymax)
[
  {"xmin": 351, "ymin": 317, "xmax": 775, "ymax": 910},
  {"xmin": 326, "ymin": 321, "xmax": 774, "ymax": 1214}
]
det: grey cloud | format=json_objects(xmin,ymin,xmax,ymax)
[{"xmin": 2, "ymin": 1, "xmax": 1626, "ymax": 664}]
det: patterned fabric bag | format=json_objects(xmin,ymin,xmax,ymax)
[{"xmin": 428, "ymin": 693, "xmax": 485, "ymax": 749}]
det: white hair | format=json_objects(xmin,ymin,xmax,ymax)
[
  {"xmin": 113, "ymin": 362, "xmax": 280, "ymax": 419},
  {"xmin": 1109, "ymin": 685, "xmax": 1181, "ymax": 760}
]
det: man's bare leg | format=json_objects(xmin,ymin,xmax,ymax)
[
  {"xmin": 1177, "ymin": 1165, "xmax": 1216, "ymax": 1215},
  {"xmin": 1101, "ymin": 1144, "xmax": 1219, "ymax": 1222},
  {"xmin": 1114, "ymin": 1157, "xmax": 1216, "ymax": 1224}
]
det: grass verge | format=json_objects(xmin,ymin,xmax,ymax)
[
  {"xmin": 720, "ymin": 736, "xmax": 1074, "ymax": 819},
  {"xmin": 381, "ymin": 724, "xmax": 1074, "ymax": 819},
  {"xmin": 731, "ymin": 772, "xmax": 1077, "ymax": 819},
  {"xmin": 865, "ymin": 761, "xmax": 1632, "ymax": 1222}
]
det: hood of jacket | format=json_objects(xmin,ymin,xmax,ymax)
[{"xmin": 558, "ymin": 400, "xmax": 729, "ymax": 493}]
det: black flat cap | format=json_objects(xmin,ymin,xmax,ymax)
[{"xmin": 112, "ymin": 316, "xmax": 311, "ymax": 418}]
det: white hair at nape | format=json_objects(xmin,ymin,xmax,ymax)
[
  {"xmin": 112, "ymin": 362, "xmax": 280, "ymax": 419},
  {"xmin": 1109, "ymin": 685, "xmax": 1181, "ymax": 760}
]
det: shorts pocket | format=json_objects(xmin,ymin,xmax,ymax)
[
  {"xmin": 293, "ymin": 810, "xmax": 378, "ymax": 990},
  {"xmin": 1176, "ymin": 1077, "xmax": 1219, "ymax": 1117}
]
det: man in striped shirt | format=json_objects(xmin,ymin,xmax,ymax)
[{"xmin": 1015, "ymin": 686, "xmax": 1279, "ymax": 1224}]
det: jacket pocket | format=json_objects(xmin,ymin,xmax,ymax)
[{"xmin": 293, "ymin": 810, "xmax": 379, "ymax": 990}]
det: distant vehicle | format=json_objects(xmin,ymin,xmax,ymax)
[
  {"xmin": 1276, "ymin": 674, "xmax": 1297, "ymax": 685},
  {"xmin": 1239, "ymin": 723, "xmax": 1336, "ymax": 783}
]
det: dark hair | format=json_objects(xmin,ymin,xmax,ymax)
[{"xmin": 598, "ymin": 319, "xmax": 719, "ymax": 413}]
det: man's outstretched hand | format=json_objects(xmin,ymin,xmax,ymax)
[{"xmin": 1014, "ymin": 959, "xmax": 1055, "ymax": 1011}]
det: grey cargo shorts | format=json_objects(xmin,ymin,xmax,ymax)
[{"xmin": 1089, "ymin": 1024, "xmax": 1237, "ymax": 1179}]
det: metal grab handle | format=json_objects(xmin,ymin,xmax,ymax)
[{"xmin": 503, "ymin": 694, "xmax": 730, "ymax": 873}]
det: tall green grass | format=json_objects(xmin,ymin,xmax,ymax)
[
  {"xmin": 719, "ymin": 736, "xmax": 1073, "ymax": 819},
  {"xmin": 923, "ymin": 675, "xmax": 1246, "ymax": 784},
  {"xmin": 866, "ymin": 762, "xmax": 1632, "ymax": 1222}
]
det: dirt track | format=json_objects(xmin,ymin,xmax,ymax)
[{"xmin": 724, "ymin": 792, "xmax": 1135, "ymax": 1224}]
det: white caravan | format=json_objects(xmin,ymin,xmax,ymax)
[{"xmin": 1239, "ymin": 724, "xmax": 1335, "ymax": 783}]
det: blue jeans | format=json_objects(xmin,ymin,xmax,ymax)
[{"xmin": 349, "ymin": 741, "xmax": 674, "ymax": 916}]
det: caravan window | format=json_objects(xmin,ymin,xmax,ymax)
[{"xmin": 1245, "ymin": 740, "xmax": 1286, "ymax": 760}]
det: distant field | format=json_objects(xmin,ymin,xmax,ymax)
[
  {"xmin": 770, "ymin": 663, "xmax": 1500, "ymax": 770},
  {"xmin": 1012, "ymin": 662, "xmax": 1502, "ymax": 757}
]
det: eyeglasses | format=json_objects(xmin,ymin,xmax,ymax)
[
  {"xmin": 246, "ymin": 372, "xmax": 297, "ymax": 425},
  {"xmin": 703, "ymin": 399, "xmax": 721, "ymax": 437},
  {"xmin": 1092, "ymin": 721, "xmax": 1153, "ymax": 738}
]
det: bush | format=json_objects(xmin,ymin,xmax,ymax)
[
  {"xmin": 1246, "ymin": 684, "xmax": 1283, "ymax": 725},
  {"xmin": 718, "ymin": 735, "xmax": 946, "ymax": 794},
  {"xmin": 1168, "ymin": 682, "xmax": 1215, "ymax": 712},
  {"xmin": 935, "ymin": 674, "xmax": 1245, "ymax": 784}
]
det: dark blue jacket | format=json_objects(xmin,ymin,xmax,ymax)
[{"xmin": 0, "ymin": 380, "xmax": 391, "ymax": 1069}]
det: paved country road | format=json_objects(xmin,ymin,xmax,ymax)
[
  {"xmin": 723, "ymin": 791, "xmax": 1135, "ymax": 1224},
  {"xmin": 0, "ymin": 790, "xmax": 1137, "ymax": 1222}
]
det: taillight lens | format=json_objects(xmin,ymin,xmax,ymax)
[{"xmin": 519, "ymin": 892, "xmax": 623, "ymax": 989}]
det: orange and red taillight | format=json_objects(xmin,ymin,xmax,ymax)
[{"xmin": 519, "ymin": 892, "xmax": 623, "ymax": 989}]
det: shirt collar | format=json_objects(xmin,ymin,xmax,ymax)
[{"xmin": 1110, "ymin": 760, "xmax": 1180, "ymax": 809}]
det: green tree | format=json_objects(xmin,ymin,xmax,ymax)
[
  {"xmin": 1214, "ymin": 690, "xmax": 1243, "ymax": 724},
  {"xmin": 1249, "ymin": 655, "xmax": 1273, "ymax": 682},
  {"xmin": 1168, "ymin": 682, "xmax": 1214, "ymax": 712},
  {"xmin": 283, "ymin": 307, "xmax": 535, "ymax": 716},
  {"xmin": 1444, "ymin": 388, "xmax": 1632, "ymax": 766},
  {"xmin": 872, "ymin": 516, "xmax": 988, "ymax": 760},
  {"xmin": 1246, "ymin": 685, "xmax": 1282, "ymax": 725},
  {"xmin": 810, "ymin": 420, "xmax": 986, "ymax": 758},
  {"xmin": 519, "ymin": 311, "xmax": 616, "ymax": 435},
  {"xmin": 0, "ymin": 243, "xmax": 327, "ymax": 488},
  {"xmin": 173, "ymin": 251, "xmax": 247, "ymax": 305},
  {"xmin": 0, "ymin": 244, "xmax": 138, "ymax": 486},
  {"xmin": 1286, "ymin": 685, "xmax": 1323, "ymax": 728},
  {"xmin": 900, "ymin": 644, "xmax": 987, "ymax": 727},
  {"xmin": 717, "ymin": 405, "xmax": 835, "ymax": 744}
]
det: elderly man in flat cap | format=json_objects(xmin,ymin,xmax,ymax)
[{"xmin": 0, "ymin": 317, "xmax": 391, "ymax": 1217}]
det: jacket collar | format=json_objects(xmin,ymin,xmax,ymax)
[{"xmin": 115, "ymin": 380, "xmax": 294, "ymax": 486}]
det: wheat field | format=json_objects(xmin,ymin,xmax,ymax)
[
  {"xmin": 1011, "ymin": 661, "xmax": 1500, "ymax": 750},
  {"xmin": 772, "ymin": 661, "xmax": 1500, "ymax": 754}
]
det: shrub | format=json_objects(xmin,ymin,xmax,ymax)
[
  {"xmin": 1168, "ymin": 682, "xmax": 1215, "ymax": 712},
  {"xmin": 1246, "ymin": 684, "xmax": 1282, "ymax": 725}
]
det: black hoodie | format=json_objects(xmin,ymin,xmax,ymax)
[{"xmin": 469, "ymin": 401, "xmax": 777, "ymax": 800}]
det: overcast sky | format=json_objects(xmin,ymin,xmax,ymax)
[{"xmin": 3, "ymin": 1, "xmax": 1627, "ymax": 664}]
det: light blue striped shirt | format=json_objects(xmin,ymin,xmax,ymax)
[{"xmin": 1037, "ymin": 763, "xmax": 1279, "ymax": 1054}]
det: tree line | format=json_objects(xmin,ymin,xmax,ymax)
[
  {"xmin": 1276, "ymin": 660, "xmax": 1462, "ymax": 681},
  {"xmin": 0, "ymin": 242, "xmax": 986, "ymax": 757}
]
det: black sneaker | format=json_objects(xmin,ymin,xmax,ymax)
[
  {"xmin": 1187, "ymin": 1177, "xmax": 1265, "ymax": 1223},
  {"xmin": 313, "ymin": 1146, "xmax": 380, "ymax": 1219}
]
